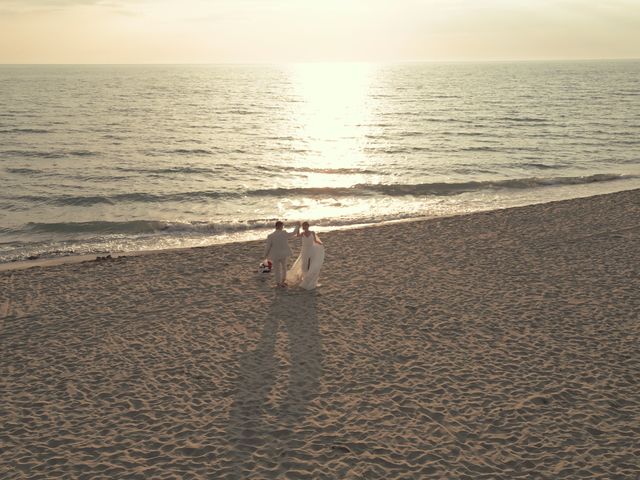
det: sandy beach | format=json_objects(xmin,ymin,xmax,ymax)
[{"xmin": 1, "ymin": 189, "xmax": 639, "ymax": 479}]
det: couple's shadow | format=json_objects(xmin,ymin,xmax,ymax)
[{"xmin": 223, "ymin": 290, "xmax": 322, "ymax": 474}]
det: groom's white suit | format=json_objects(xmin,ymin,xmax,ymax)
[{"xmin": 264, "ymin": 223, "xmax": 299, "ymax": 286}]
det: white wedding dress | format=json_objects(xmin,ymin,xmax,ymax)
[{"xmin": 287, "ymin": 232, "xmax": 325, "ymax": 290}]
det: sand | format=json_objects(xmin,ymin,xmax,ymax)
[{"xmin": 1, "ymin": 189, "xmax": 639, "ymax": 479}]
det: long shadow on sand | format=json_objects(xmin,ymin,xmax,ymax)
[{"xmin": 220, "ymin": 290, "xmax": 322, "ymax": 478}]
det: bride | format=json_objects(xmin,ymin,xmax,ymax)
[{"xmin": 287, "ymin": 221, "xmax": 325, "ymax": 290}]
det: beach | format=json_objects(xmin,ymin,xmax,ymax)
[{"xmin": 1, "ymin": 189, "xmax": 639, "ymax": 478}]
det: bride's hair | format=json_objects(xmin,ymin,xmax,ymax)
[{"xmin": 302, "ymin": 221, "xmax": 310, "ymax": 230}]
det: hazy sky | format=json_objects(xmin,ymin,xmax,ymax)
[{"xmin": 1, "ymin": 0, "xmax": 639, "ymax": 63}]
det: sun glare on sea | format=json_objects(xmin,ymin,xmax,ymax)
[
  {"xmin": 288, "ymin": 63, "xmax": 375, "ymax": 180},
  {"xmin": 274, "ymin": 63, "xmax": 383, "ymax": 223}
]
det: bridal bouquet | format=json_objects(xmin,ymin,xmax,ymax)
[{"xmin": 258, "ymin": 260, "xmax": 272, "ymax": 273}]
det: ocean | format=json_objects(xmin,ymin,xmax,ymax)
[{"xmin": 1, "ymin": 61, "xmax": 639, "ymax": 264}]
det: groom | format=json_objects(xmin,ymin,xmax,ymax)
[{"xmin": 263, "ymin": 221, "xmax": 300, "ymax": 288}]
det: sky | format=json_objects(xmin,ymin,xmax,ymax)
[{"xmin": 1, "ymin": 0, "xmax": 639, "ymax": 63}]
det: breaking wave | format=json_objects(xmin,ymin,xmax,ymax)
[{"xmin": 5, "ymin": 173, "xmax": 633, "ymax": 207}]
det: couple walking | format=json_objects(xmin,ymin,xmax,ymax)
[{"xmin": 263, "ymin": 221, "xmax": 325, "ymax": 290}]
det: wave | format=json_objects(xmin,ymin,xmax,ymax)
[
  {"xmin": 114, "ymin": 166, "xmax": 219, "ymax": 175},
  {"xmin": 5, "ymin": 168, "xmax": 130, "ymax": 182},
  {"xmin": 1, "ymin": 149, "xmax": 96, "ymax": 159},
  {"xmin": 113, "ymin": 164, "xmax": 380, "ymax": 177},
  {"xmin": 5, "ymin": 174, "xmax": 632, "ymax": 207},
  {"xmin": 458, "ymin": 146, "xmax": 498, "ymax": 152},
  {"xmin": 2, "ymin": 212, "xmax": 432, "ymax": 263},
  {"xmin": 456, "ymin": 131, "xmax": 486, "ymax": 137},
  {"xmin": 227, "ymin": 109, "xmax": 257, "ymax": 115},
  {"xmin": 365, "ymin": 146, "xmax": 435, "ymax": 154},
  {"xmin": 521, "ymin": 162, "xmax": 566, "ymax": 170},
  {"xmin": 6, "ymin": 167, "xmax": 43, "ymax": 174},
  {"xmin": 0, "ymin": 128, "xmax": 51, "ymax": 134},
  {"xmin": 500, "ymin": 116, "xmax": 549, "ymax": 124},
  {"xmin": 170, "ymin": 148, "xmax": 218, "ymax": 155},
  {"xmin": 291, "ymin": 167, "xmax": 380, "ymax": 175},
  {"xmin": 248, "ymin": 173, "xmax": 633, "ymax": 197},
  {"xmin": 265, "ymin": 136, "xmax": 296, "ymax": 141},
  {"xmin": 612, "ymin": 140, "xmax": 640, "ymax": 146},
  {"xmin": 20, "ymin": 209, "xmax": 439, "ymax": 238},
  {"xmin": 11, "ymin": 191, "xmax": 232, "ymax": 207},
  {"xmin": 142, "ymin": 147, "xmax": 222, "ymax": 157},
  {"xmin": 612, "ymin": 91, "xmax": 640, "ymax": 97},
  {"xmin": 23, "ymin": 219, "xmax": 279, "ymax": 236}
]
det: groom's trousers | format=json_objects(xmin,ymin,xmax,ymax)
[{"xmin": 273, "ymin": 256, "xmax": 288, "ymax": 284}]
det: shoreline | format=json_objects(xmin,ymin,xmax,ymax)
[
  {"xmin": 0, "ymin": 217, "xmax": 434, "ymax": 273},
  {"xmin": 2, "ymin": 186, "xmax": 639, "ymax": 274}
]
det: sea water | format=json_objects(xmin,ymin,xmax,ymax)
[{"xmin": 1, "ymin": 61, "xmax": 639, "ymax": 263}]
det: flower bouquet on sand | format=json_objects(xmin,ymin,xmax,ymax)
[{"xmin": 258, "ymin": 259, "xmax": 272, "ymax": 273}]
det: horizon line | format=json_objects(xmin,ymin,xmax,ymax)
[{"xmin": 1, "ymin": 57, "xmax": 639, "ymax": 66}]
